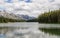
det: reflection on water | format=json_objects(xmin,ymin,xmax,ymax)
[
  {"xmin": 39, "ymin": 28, "xmax": 60, "ymax": 36},
  {"xmin": 0, "ymin": 22, "xmax": 60, "ymax": 38},
  {"xmin": 0, "ymin": 34, "xmax": 6, "ymax": 38}
]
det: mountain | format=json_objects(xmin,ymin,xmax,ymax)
[
  {"xmin": 0, "ymin": 10, "xmax": 23, "ymax": 20},
  {"xmin": 0, "ymin": 10, "xmax": 36, "ymax": 21},
  {"xmin": 16, "ymin": 14, "xmax": 36, "ymax": 20}
]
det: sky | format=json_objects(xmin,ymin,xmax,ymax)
[{"xmin": 0, "ymin": 0, "xmax": 60, "ymax": 17}]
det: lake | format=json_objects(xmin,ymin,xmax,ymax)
[{"xmin": 0, "ymin": 22, "xmax": 60, "ymax": 38}]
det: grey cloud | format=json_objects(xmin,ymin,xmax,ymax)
[{"xmin": 0, "ymin": 0, "xmax": 60, "ymax": 17}]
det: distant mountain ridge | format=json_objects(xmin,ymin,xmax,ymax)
[
  {"xmin": 0, "ymin": 10, "xmax": 36, "ymax": 20},
  {"xmin": 16, "ymin": 14, "xmax": 36, "ymax": 20},
  {"xmin": 0, "ymin": 10, "xmax": 23, "ymax": 20}
]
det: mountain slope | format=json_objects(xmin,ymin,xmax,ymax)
[
  {"xmin": 16, "ymin": 14, "xmax": 36, "ymax": 20},
  {"xmin": 0, "ymin": 10, "xmax": 23, "ymax": 20}
]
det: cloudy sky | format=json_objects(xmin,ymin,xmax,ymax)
[{"xmin": 0, "ymin": 0, "xmax": 60, "ymax": 17}]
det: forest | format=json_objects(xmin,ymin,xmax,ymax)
[
  {"xmin": 0, "ymin": 16, "xmax": 25, "ymax": 23},
  {"xmin": 0, "ymin": 9, "xmax": 60, "ymax": 23},
  {"xmin": 38, "ymin": 9, "xmax": 60, "ymax": 23}
]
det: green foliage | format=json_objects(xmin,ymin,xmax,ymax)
[
  {"xmin": 0, "ymin": 16, "xmax": 25, "ymax": 23},
  {"xmin": 38, "ymin": 9, "xmax": 60, "ymax": 23},
  {"xmin": 39, "ymin": 28, "xmax": 60, "ymax": 35}
]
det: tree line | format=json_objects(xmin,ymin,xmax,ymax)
[
  {"xmin": 38, "ymin": 9, "xmax": 60, "ymax": 23},
  {"xmin": 0, "ymin": 9, "xmax": 60, "ymax": 23},
  {"xmin": 0, "ymin": 16, "xmax": 25, "ymax": 23}
]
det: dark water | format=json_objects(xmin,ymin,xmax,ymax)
[{"xmin": 0, "ymin": 22, "xmax": 60, "ymax": 38}]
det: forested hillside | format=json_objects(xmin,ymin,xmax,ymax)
[
  {"xmin": 0, "ymin": 16, "xmax": 25, "ymax": 23},
  {"xmin": 38, "ymin": 9, "xmax": 60, "ymax": 23}
]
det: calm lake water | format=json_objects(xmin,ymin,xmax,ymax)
[{"xmin": 0, "ymin": 22, "xmax": 60, "ymax": 38}]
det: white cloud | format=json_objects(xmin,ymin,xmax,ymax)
[{"xmin": 0, "ymin": 0, "xmax": 60, "ymax": 17}]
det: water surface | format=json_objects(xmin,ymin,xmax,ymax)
[{"xmin": 0, "ymin": 22, "xmax": 60, "ymax": 38}]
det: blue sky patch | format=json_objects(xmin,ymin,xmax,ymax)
[
  {"xmin": 19, "ymin": 0, "xmax": 32, "ymax": 3},
  {"xmin": 19, "ymin": 0, "xmax": 24, "ymax": 1},
  {"xmin": 0, "ymin": 6, "xmax": 5, "ymax": 10},
  {"xmin": 25, "ymin": 0, "xmax": 32, "ymax": 3},
  {"xmin": 5, "ymin": 0, "xmax": 13, "ymax": 3},
  {"xmin": 48, "ymin": 0, "xmax": 55, "ymax": 2}
]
